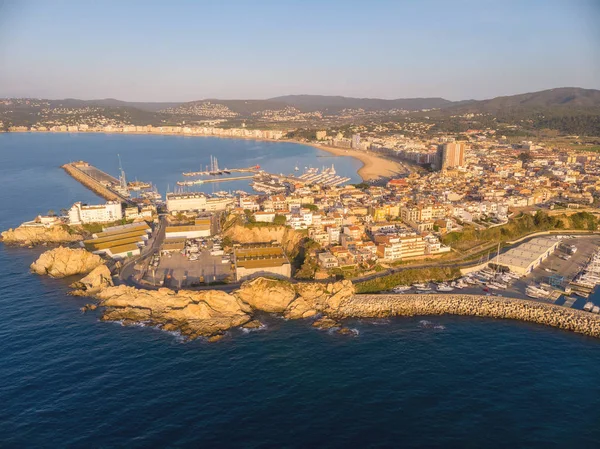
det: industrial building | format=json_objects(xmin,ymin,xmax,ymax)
[
  {"xmin": 83, "ymin": 222, "xmax": 151, "ymax": 259},
  {"xmin": 233, "ymin": 243, "xmax": 291, "ymax": 281},
  {"xmin": 165, "ymin": 220, "xmax": 211, "ymax": 239},
  {"xmin": 496, "ymin": 237, "xmax": 561, "ymax": 275}
]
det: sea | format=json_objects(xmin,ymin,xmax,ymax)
[{"xmin": 1, "ymin": 132, "xmax": 600, "ymax": 448}]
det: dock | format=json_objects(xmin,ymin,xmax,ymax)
[
  {"xmin": 62, "ymin": 161, "xmax": 135, "ymax": 205},
  {"xmin": 177, "ymin": 175, "xmax": 255, "ymax": 186}
]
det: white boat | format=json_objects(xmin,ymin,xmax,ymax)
[
  {"xmin": 392, "ymin": 285, "xmax": 412, "ymax": 293},
  {"xmin": 593, "ymin": 306, "xmax": 600, "ymax": 314},
  {"xmin": 412, "ymin": 283, "xmax": 428, "ymax": 289},
  {"xmin": 416, "ymin": 286, "xmax": 432, "ymax": 292},
  {"xmin": 583, "ymin": 302, "xmax": 594, "ymax": 312},
  {"xmin": 437, "ymin": 284, "xmax": 454, "ymax": 292}
]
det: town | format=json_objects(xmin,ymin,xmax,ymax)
[{"xmin": 6, "ymin": 120, "xmax": 600, "ymax": 319}]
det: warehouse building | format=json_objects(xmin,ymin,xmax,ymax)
[
  {"xmin": 83, "ymin": 222, "xmax": 151, "ymax": 259},
  {"xmin": 496, "ymin": 237, "xmax": 561, "ymax": 275},
  {"xmin": 233, "ymin": 243, "xmax": 291, "ymax": 281}
]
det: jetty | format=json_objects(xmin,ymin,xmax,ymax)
[
  {"xmin": 177, "ymin": 175, "xmax": 255, "ymax": 186},
  {"xmin": 62, "ymin": 161, "xmax": 136, "ymax": 206}
]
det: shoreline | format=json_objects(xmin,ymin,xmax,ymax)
[
  {"xmin": 302, "ymin": 142, "xmax": 409, "ymax": 181},
  {"xmin": 1, "ymin": 129, "xmax": 407, "ymax": 182}
]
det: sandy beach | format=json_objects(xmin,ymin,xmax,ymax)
[{"xmin": 304, "ymin": 142, "xmax": 409, "ymax": 181}]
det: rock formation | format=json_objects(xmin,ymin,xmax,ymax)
[
  {"xmin": 96, "ymin": 285, "xmax": 252, "ymax": 339},
  {"xmin": 1, "ymin": 224, "xmax": 82, "ymax": 246},
  {"xmin": 235, "ymin": 277, "xmax": 297, "ymax": 313},
  {"xmin": 30, "ymin": 246, "xmax": 104, "ymax": 278},
  {"xmin": 57, "ymin": 272, "xmax": 600, "ymax": 342},
  {"xmin": 80, "ymin": 277, "xmax": 356, "ymax": 340},
  {"xmin": 70, "ymin": 264, "xmax": 114, "ymax": 295}
]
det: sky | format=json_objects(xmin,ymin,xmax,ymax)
[{"xmin": 0, "ymin": 0, "xmax": 599, "ymax": 102}]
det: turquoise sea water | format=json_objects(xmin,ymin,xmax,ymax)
[{"xmin": 1, "ymin": 133, "xmax": 600, "ymax": 447}]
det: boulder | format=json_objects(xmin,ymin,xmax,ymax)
[
  {"xmin": 31, "ymin": 246, "xmax": 104, "ymax": 278},
  {"xmin": 1, "ymin": 224, "xmax": 82, "ymax": 245},
  {"xmin": 234, "ymin": 277, "xmax": 297, "ymax": 313},
  {"xmin": 70, "ymin": 264, "xmax": 113, "ymax": 294}
]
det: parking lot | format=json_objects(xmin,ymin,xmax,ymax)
[{"xmin": 144, "ymin": 236, "xmax": 234, "ymax": 288}]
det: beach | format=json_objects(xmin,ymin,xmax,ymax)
[{"xmin": 305, "ymin": 142, "xmax": 410, "ymax": 181}]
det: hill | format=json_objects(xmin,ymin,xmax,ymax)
[
  {"xmin": 446, "ymin": 87, "xmax": 600, "ymax": 114},
  {"xmin": 268, "ymin": 94, "xmax": 452, "ymax": 112}
]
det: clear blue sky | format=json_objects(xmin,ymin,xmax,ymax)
[{"xmin": 0, "ymin": 0, "xmax": 599, "ymax": 101}]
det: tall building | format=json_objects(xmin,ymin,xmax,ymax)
[
  {"xmin": 351, "ymin": 133, "xmax": 361, "ymax": 149},
  {"xmin": 436, "ymin": 142, "xmax": 466, "ymax": 170}
]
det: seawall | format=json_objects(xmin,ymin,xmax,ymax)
[
  {"xmin": 62, "ymin": 163, "xmax": 132, "ymax": 204},
  {"xmin": 336, "ymin": 294, "xmax": 600, "ymax": 338}
]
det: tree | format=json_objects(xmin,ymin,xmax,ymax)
[
  {"xmin": 517, "ymin": 152, "xmax": 533, "ymax": 163},
  {"xmin": 47, "ymin": 209, "xmax": 56, "ymax": 217},
  {"xmin": 273, "ymin": 215, "xmax": 287, "ymax": 226},
  {"xmin": 302, "ymin": 203, "xmax": 319, "ymax": 212}
]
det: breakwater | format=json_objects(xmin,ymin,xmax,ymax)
[
  {"xmin": 62, "ymin": 162, "xmax": 133, "ymax": 205},
  {"xmin": 337, "ymin": 294, "xmax": 600, "ymax": 338}
]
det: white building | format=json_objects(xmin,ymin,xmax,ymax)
[
  {"xmin": 68, "ymin": 201, "xmax": 122, "ymax": 225},
  {"xmin": 166, "ymin": 192, "xmax": 233, "ymax": 213}
]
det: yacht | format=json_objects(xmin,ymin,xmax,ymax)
[
  {"xmin": 412, "ymin": 283, "xmax": 428, "ymax": 289},
  {"xmin": 392, "ymin": 285, "xmax": 412, "ymax": 293},
  {"xmin": 436, "ymin": 283, "xmax": 454, "ymax": 292}
]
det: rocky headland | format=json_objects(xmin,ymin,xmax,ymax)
[
  {"xmin": 1, "ymin": 224, "xmax": 82, "ymax": 246},
  {"xmin": 30, "ymin": 246, "xmax": 104, "ymax": 278},
  {"xmin": 93, "ymin": 277, "xmax": 356, "ymax": 339}
]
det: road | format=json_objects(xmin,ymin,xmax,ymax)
[{"xmin": 118, "ymin": 215, "xmax": 167, "ymax": 283}]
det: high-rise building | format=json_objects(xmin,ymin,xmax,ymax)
[
  {"xmin": 436, "ymin": 142, "xmax": 466, "ymax": 170},
  {"xmin": 351, "ymin": 133, "xmax": 361, "ymax": 149}
]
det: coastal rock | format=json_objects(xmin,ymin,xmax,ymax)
[
  {"xmin": 96, "ymin": 285, "xmax": 252, "ymax": 339},
  {"xmin": 235, "ymin": 277, "xmax": 296, "ymax": 313},
  {"xmin": 242, "ymin": 319, "xmax": 263, "ymax": 329},
  {"xmin": 1, "ymin": 224, "xmax": 82, "ymax": 246},
  {"xmin": 312, "ymin": 317, "xmax": 340, "ymax": 330},
  {"xmin": 70, "ymin": 264, "xmax": 113, "ymax": 294},
  {"xmin": 30, "ymin": 246, "xmax": 104, "ymax": 278},
  {"xmin": 284, "ymin": 280, "xmax": 355, "ymax": 318}
]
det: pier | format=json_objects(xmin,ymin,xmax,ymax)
[
  {"xmin": 62, "ymin": 161, "xmax": 135, "ymax": 205},
  {"xmin": 177, "ymin": 175, "xmax": 255, "ymax": 186}
]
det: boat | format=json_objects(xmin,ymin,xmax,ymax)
[
  {"xmin": 437, "ymin": 284, "xmax": 454, "ymax": 292},
  {"xmin": 412, "ymin": 283, "xmax": 428, "ymax": 289},
  {"xmin": 583, "ymin": 302, "xmax": 594, "ymax": 312},
  {"xmin": 392, "ymin": 285, "xmax": 412, "ymax": 293},
  {"xmin": 416, "ymin": 286, "xmax": 432, "ymax": 292}
]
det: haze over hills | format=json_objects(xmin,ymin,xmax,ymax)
[{"xmin": 1, "ymin": 87, "xmax": 599, "ymax": 135}]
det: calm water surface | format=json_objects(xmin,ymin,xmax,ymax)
[{"xmin": 1, "ymin": 133, "xmax": 600, "ymax": 448}]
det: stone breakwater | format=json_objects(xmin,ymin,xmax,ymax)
[{"xmin": 335, "ymin": 294, "xmax": 600, "ymax": 339}]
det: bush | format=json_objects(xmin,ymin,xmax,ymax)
[{"xmin": 355, "ymin": 266, "xmax": 461, "ymax": 293}]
